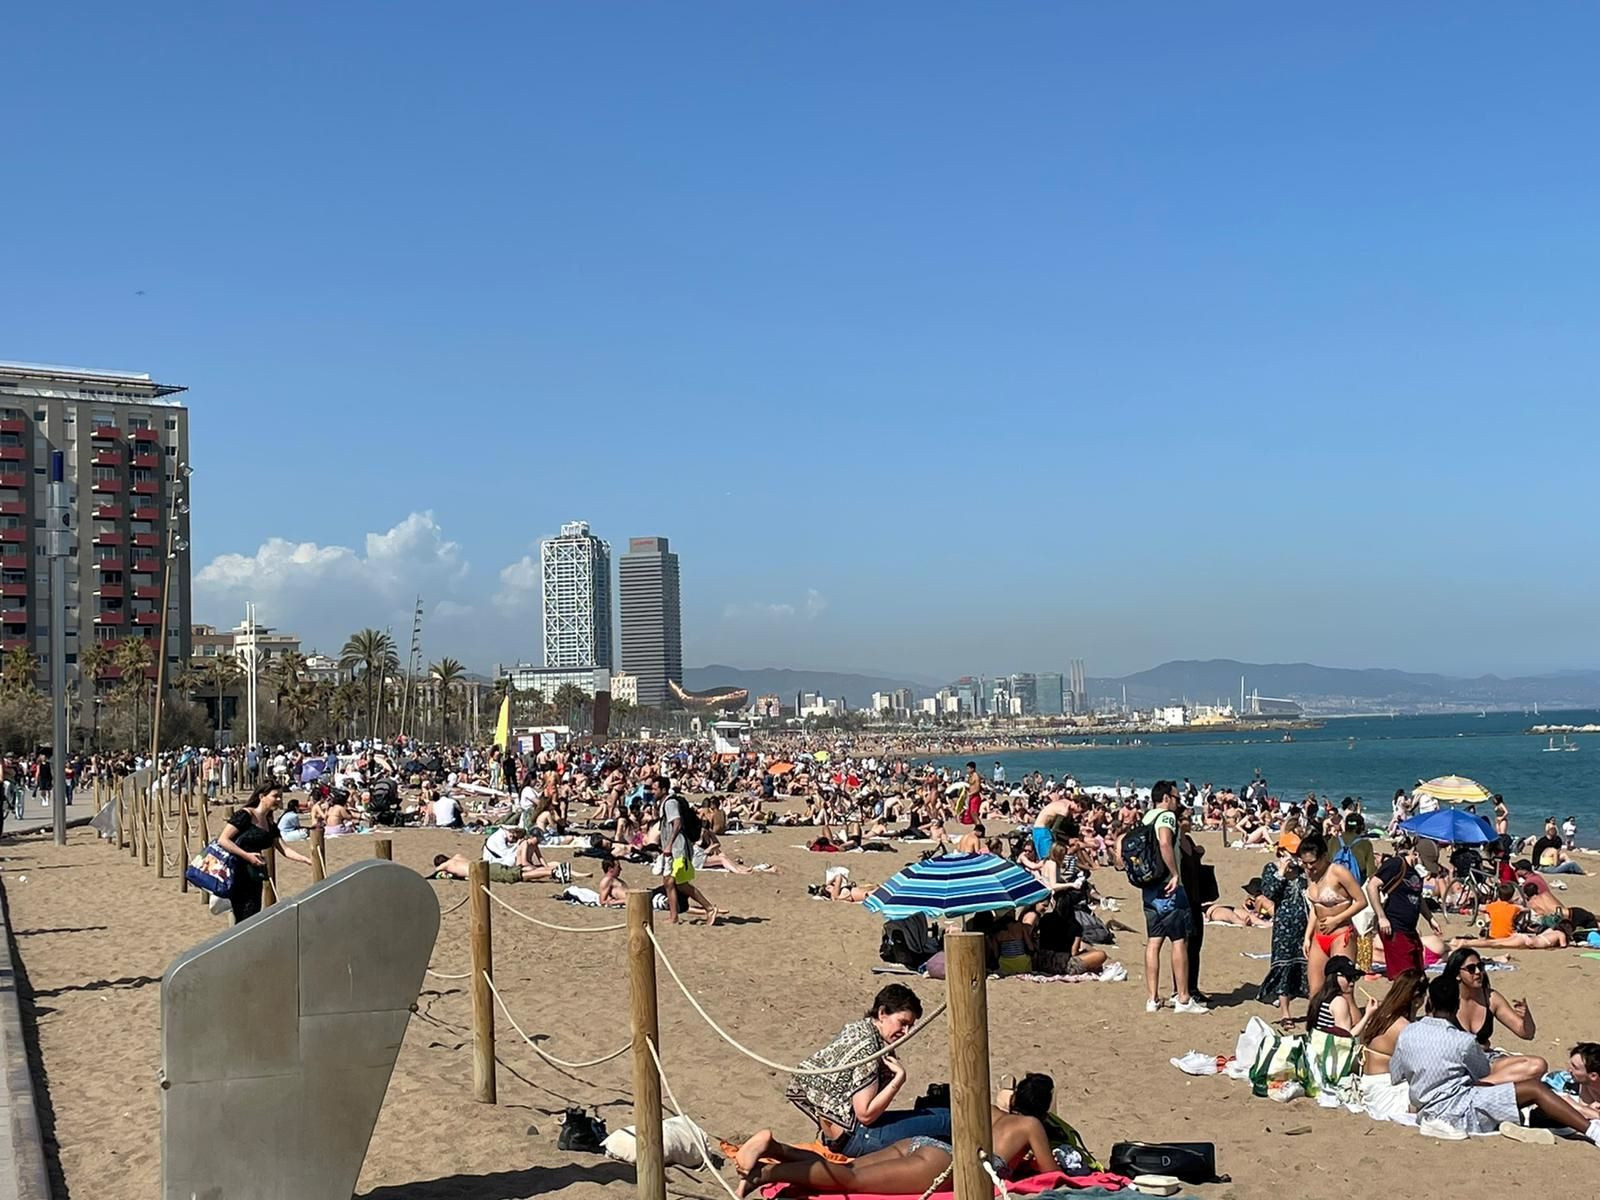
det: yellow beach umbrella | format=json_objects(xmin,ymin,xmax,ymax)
[{"xmin": 1415, "ymin": 774, "xmax": 1493, "ymax": 804}]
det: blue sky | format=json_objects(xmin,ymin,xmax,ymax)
[{"xmin": 6, "ymin": 5, "xmax": 1598, "ymax": 679}]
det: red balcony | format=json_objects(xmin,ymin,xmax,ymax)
[
  {"xmin": 132, "ymin": 532, "xmax": 160, "ymax": 549},
  {"xmin": 0, "ymin": 583, "xmax": 24, "ymax": 598},
  {"xmin": 0, "ymin": 447, "xmax": 23, "ymax": 462},
  {"xmin": 1, "ymin": 610, "xmax": 25, "ymax": 625},
  {"xmin": 92, "ymin": 449, "xmax": 122, "ymax": 466},
  {"xmin": 133, "ymin": 611, "xmax": 160, "ymax": 626},
  {"xmin": 0, "ymin": 420, "xmax": 23, "ymax": 434},
  {"xmin": 131, "ymin": 481, "xmax": 158, "ymax": 495},
  {"xmin": 133, "ymin": 585, "xmax": 160, "ymax": 600},
  {"xmin": 133, "ymin": 557, "xmax": 160, "ymax": 573},
  {"xmin": 130, "ymin": 429, "xmax": 161, "ymax": 443},
  {"xmin": 91, "ymin": 425, "xmax": 120, "ymax": 441},
  {"xmin": 131, "ymin": 452, "xmax": 160, "ymax": 469},
  {"xmin": 0, "ymin": 530, "xmax": 23, "ymax": 544},
  {"xmin": 93, "ymin": 504, "xmax": 122, "ymax": 520},
  {"xmin": 97, "ymin": 584, "xmax": 124, "ymax": 599},
  {"xmin": 0, "ymin": 638, "xmax": 27, "ymax": 652},
  {"xmin": 91, "ymin": 477, "xmax": 122, "ymax": 493},
  {"xmin": 0, "ymin": 473, "xmax": 22, "ymax": 489},
  {"xmin": 0, "ymin": 554, "xmax": 23, "ymax": 570},
  {"xmin": 92, "ymin": 530, "xmax": 122, "ymax": 546},
  {"xmin": 131, "ymin": 505, "xmax": 159, "ymax": 521},
  {"xmin": 95, "ymin": 610, "xmax": 126, "ymax": 626},
  {"xmin": 95, "ymin": 557, "xmax": 124, "ymax": 573},
  {"xmin": 0, "ymin": 501, "xmax": 22, "ymax": 516}
]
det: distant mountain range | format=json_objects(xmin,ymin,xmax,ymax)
[
  {"xmin": 683, "ymin": 658, "xmax": 1600, "ymax": 713},
  {"xmin": 1091, "ymin": 659, "xmax": 1600, "ymax": 711},
  {"xmin": 682, "ymin": 665, "xmax": 926, "ymax": 709}
]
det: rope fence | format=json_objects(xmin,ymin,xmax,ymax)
[
  {"xmin": 480, "ymin": 885, "xmax": 626, "ymax": 933},
  {"xmin": 482, "ymin": 972, "xmax": 633, "ymax": 1070},
  {"xmin": 643, "ymin": 1035, "xmax": 743, "ymax": 1200},
  {"xmin": 647, "ymin": 927, "xmax": 947, "ymax": 1074}
]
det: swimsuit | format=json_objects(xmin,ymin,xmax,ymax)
[{"xmin": 905, "ymin": 1138, "xmax": 1011, "ymax": 1181}]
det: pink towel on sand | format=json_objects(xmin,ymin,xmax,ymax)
[{"xmin": 761, "ymin": 1169, "xmax": 1127, "ymax": 1198}]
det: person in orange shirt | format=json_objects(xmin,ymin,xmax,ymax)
[{"xmin": 1483, "ymin": 882, "xmax": 1523, "ymax": 940}]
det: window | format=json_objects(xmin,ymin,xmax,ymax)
[
  {"xmin": 129, "ymin": 416, "xmax": 150, "ymax": 430},
  {"xmin": 165, "ymin": 446, "xmax": 176, "ymax": 456},
  {"xmin": 33, "ymin": 411, "xmax": 44, "ymax": 422},
  {"xmin": 32, "ymin": 518, "xmax": 43, "ymax": 528},
  {"xmin": 130, "ymin": 468, "xmax": 155, "ymax": 483},
  {"xmin": 0, "ymin": 516, "xmax": 18, "ymax": 529},
  {"xmin": 92, "ymin": 413, "xmax": 113, "ymax": 426},
  {"xmin": 0, "ymin": 433, "xmax": 20, "ymax": 447},
  {"xmin": 33, "ymin": 466, "xmax": 44, "ymax": 475},
  {"xmin": 65, "ymin": 652, "xmax": 76, "ymax": 664},
  {"xmin": 92, "ymin": 466, "xmax": 118, "ymax": 481},
  {"xmin": 131, "ymin": 520, "xmax": 153, "ymax": 534},
  {"xmin": 100, "ymin": 571, "xmax": 123, "ymax": 584},
  {"xmin": 164, "ymin": 418, "xmax": 177, "ymax": 430}
]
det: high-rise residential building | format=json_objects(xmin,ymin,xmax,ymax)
[
  {"xmin": 0, "ymin": 362, "xmax": 191, "ymax": 734},
  {"xmin": 540, "ymin": 520, "xmax": 612, "ymax": 670},
  {"xmin": 1036, "ymin": 672, "xmax": 1064, "ymax": 716},
  {"xmin": 617, "ymin": 535, "xmax": 681, "ymax": 708}
]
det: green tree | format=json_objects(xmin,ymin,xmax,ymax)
[
  {"xmin": 340, "ymin": 629, "xmax": 397, "ymax": 739},
  {"xmin": 266, "ymin": 650, "xmax": 308, "ymax": 711},
  {"xmin": 428, "ymin": 657, "xmax": 465, "ymax": 742},
  {"xmin": 206, "ymin": 655, "xmax": 244, "ymax": 742},
  {"xmin": 0, "ymin": 646, "xmax": 36, "ymax": 697},
  {"xmin": 112, "ymin": 637, "xmax": 154, "ymax": 750}
]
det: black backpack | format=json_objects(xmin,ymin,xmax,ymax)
[
  {"xmin": 1109, "ymin": 1141, "xmax": 1227, "ymax": 1184},
  {"xmin": 557, "ymin": 1107, "xmax": 607, "ymax": 1153},
  {"xmin": 879, "ymin": 913, "xmax": 941, "ymax": 969},
  {"xmin": 1121, "ymin": 819, "xmax": 1168, "ymax": 889},
  {"xmin": 678, "ymin": 801, "xmax": 704, "ymax": 847}
]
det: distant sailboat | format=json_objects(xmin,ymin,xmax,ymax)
[{"xmin": 1543, "ymin": 735, "xmax": 1580, "ymax": 753}]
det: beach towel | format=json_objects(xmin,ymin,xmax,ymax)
[
  {"xmin": 760, "ymin": 1170, "xmax": 1126, "ymax": 1199},
  {"xmin": 1013, "ymin": 962, "xmax": 1129, "ymax": 984}
]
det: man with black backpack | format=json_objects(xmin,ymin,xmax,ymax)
[{"xmin": 1124, "ymin": 781, "xmax": 1207, "ymax": 1014}]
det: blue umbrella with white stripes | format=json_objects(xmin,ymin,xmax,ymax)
[{"xmin": 863, "ymin": 852, "xmax": 1050, "ymax": 920}]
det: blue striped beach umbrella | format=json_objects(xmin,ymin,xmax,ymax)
[{"xmin": 863, "ymin": 852, "xmax": 1050, "ymax": 920}]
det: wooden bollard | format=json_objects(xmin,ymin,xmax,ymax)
[
  {"xmin": 469, "ymin": 861, "xmax": 496, "ymax": 1104},
  {"xmin": 946, "ymin": 931, "xmax": 994, "ymax": 1200},
  {"xmin": 116, "ymin": 779, "xmax": 126, "ymax": 851},
  {"xmin": 155, "ymin": 779, "xmax": 166, "ymax": 879},
  {"xmin": 262, "ymin": 848, "xmax": 277, "ymax": 908},
  {"xmin": 374, "ymin": 838, "xmax": 392, "ymax": 861},
  {"xmin": 628, "ymin": 890, "xmax": 666, "ymax": 1200},
  {"xmin": 140, "ymin": 781, "xmax": 150, "ymax": 869},
  {"xmin": 177, "ymin": 784, "xmax": 190, "ymax": 893},
  {"xmin": 310, "ymin": 826, "xmax": 326, "ymax": 882},
  {"xmin": 195, "ymin": 785, "xmax": 210, "ymax": 848}
]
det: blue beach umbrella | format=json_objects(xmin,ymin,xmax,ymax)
[
  {"xmin": 299, "ymin": 760, "xmax": 325, "ymax": 784},
  {"xmin": 864, "ymin": 853, "xmax": 1050, "ymax": 920},
  {"xmin": 1399, "ymin": 809, "xmax": 1497, "ymax": 845}
]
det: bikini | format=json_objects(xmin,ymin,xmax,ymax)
[
  {"xmin": 906, "ymin": 1137, "xmax": 1012, "ymax": 1181},
  {"xmin": 1312, "ymin": 879, "xmax": 1354, "ymax": 955}
]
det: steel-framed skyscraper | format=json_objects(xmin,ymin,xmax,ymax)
[
  {"xmin": 540, "ymin": 521, "xmax": 612, "ymax": 670},
  {"xmin": 618, "ymin": 536, "xmax": 681, "ymax": 708}
]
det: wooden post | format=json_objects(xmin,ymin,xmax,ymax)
[
  {"xmin": 628, "ymin": 890, "xmax": 665, "ymax": 1200},
  {"xmin": 139, "ymin": 780, "xmax": 150, "ymax": 868},
  {"xmin": 469, "ymin": 861, "xmax": 496, "ymax": 1104},
  {"xmin": 374, "ymin": 838, "xmax": 392, "ymax": 861},
  {"xmin": 310, "ymin": 826, "xmax": 326, "ymax": 882},
  {"xmin": 262, "ymin": 847, "xmax": 277, "ymax": 908},
  {"xmin": 195, "ymin": 781, "xmax": 210, "ymax": 848},
  {"xmin": 155, "ymin": 776, "xmax": 166, "ymax": 879},
  {"xmin": 946, "ymin": 931, "xmax": 994, "ymax": 1200},
  {"xmin": 116, "ymin": 778, "xmax": 126, "ymax": 851},
  {"xmin": 177, "ymin": 781, "xmax": 190, "ymax": 893}
]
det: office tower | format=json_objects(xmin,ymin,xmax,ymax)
[
  {"xmin": 618, "ymin": 535, "xmax": 681, "ymax": 708},
  {"xmin": 1008, "ymin": 673, "xmax": 1037, "ymax": 716},
  {"xmin": 1036, "ymin": 672, "xmax": 1064, "ymax": 716},
  {"xmin": 540, "ymin": 520, "xmax": 612, "ymax": 670},
  {"xmin": 0, "ymin": 362, "xmax": 191, "ymax": 736}
]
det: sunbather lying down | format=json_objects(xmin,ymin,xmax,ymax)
[{"xmin": 734, "ymin": 1073, "xmax": 1055, "ymax": 1197}]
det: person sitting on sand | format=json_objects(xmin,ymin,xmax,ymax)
[
  {"xmin": 1436, "ymin": 947, "xmax": 1542, "ymax": 1074},
  {"xmin": 1358, "ymin": 969, "xmax": 1426, "ymax": 1121},
  {"xmin": 1552, "ymin": 1043, "xmax": 1600, "ymax": 1121},
  {"xmin": 1390, "ymin": 975, "xmax": 1600, "ymax": 1142},
  {"xmin": 1521, "ymin": 882, "xmax": 1596, "ymax": 935},
  {"xmin": 1305, "ymin": 955, "xmax": 1369, "ymax": 1037},
  {"xmin": 739, "ymin": 985, "xmax": 948, "ymax": 1166},
  {"xmin": 736, "ymin": 1072, "xmax": 1056, "ymax": 1198},
  {"xmin": 597, "ymin": 857, "xmax": 627, "ymax": 907}
]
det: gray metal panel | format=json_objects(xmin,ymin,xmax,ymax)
[
  {"xmin": 161, "ymin": 860, "xmax": 440, "ymax": 1200},
  {"xmin": 298, "ymin": 860, "xmax": 439, "ymax": 1016}
]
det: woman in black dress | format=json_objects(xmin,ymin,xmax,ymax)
[{"xmin": 218, "ymin": 783, "xmax": 314, "ymax": 923}]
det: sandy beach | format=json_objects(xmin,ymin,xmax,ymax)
[{"xmin": 6, "ymin": 817, "xmax": 1600, "ymax": 1199}]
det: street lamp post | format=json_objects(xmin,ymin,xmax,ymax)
[
  {"xmin": 147, "ymin": 464, "xmax": 190, "ymax": 771},
  {"xmin": 46, "ymin": 451, "xmax": 72, "ymax": 846}
]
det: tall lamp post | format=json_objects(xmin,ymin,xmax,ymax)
[
  {"xmin": 46, "ymin": 451, "xmax": 71, "ymax": 845},
  {"xmin": 147, "ymin": 463, "xmax": 191, "ymax": 771}
]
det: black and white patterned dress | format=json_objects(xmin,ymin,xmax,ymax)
[{"xmin": 1257, "ymin": 863, "xmax": 1310, "ymax": 1004}]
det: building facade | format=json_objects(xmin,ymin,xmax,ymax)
[
  {"xmin": 0, "ymin": 362, "xmax": 191, "ymax": 731},
  {"xmin": 501, "ymin": 663, "xmax": 611, "ymax": 703},
  {"xmin": 540, "ymin": 520, "xmax": 612, "ymax": 670},
  {"xmin": 1036, "ymin": 672, "xmax": 1064, "ymax": 716},
  {"xmin": 608, "ymin": 670, "xmax": 639, "ymax": 706},
  {"xmin": 617, "ymin": 535, "xmax": 681, "ymax": 708}
]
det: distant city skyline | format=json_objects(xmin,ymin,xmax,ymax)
[{"xmin": 7, "ymin": 8, "xmax": 1598, "ymax": 680}]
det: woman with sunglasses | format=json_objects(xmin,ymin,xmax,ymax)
[{"xmin": 1438, "ymin": 947, "xmax": 1536, "ymax": 1049}]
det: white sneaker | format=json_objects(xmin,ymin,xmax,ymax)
[
  {"xmin": 1146, "ymin": 998, "xmax": 1163, "ymax": 1013},
  {"xmin": 1173, "ymin": 998, "xmax": 1209, "ymax": 1014},
  {"xmin": 1497, "ymin": 1121, "xmax": 1554, "ymax": 1145}
]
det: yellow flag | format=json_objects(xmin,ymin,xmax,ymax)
[{"xmin": 493, "ymin": 694, "xmax": 510, "ymax": 751}]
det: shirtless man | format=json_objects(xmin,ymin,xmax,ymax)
[
  {"xmin": 1450, "ymin": 927, "xmax": 1570, "ymax": 951},
  {"xmin": 597, "ymin": 858, "xmax": 628, "ymax": 906},
  {"xmin": 1031, "ymin": 792, "xmax": 1075, "ymax": 861}
]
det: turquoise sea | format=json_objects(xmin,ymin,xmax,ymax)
[{"xmin": 937, "ymin": 710, "xmax": 1600, "ymax": 841}]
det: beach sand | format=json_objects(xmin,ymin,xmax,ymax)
[{"xmin": 5, "ymin": 818, "xmax": 1599, "ymax": 1199}]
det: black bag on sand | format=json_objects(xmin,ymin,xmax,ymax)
[
  {"xmin": 558, "ymin": 1108, "xmax": 608, "ymax": 1153},
  {"xmin": 879, "ymin": 913, "xmax": 941, "ymax": 968},
  {"xmin": 1109, "ymin": 1141, "xmax": 1228, "ymax": 1184}
]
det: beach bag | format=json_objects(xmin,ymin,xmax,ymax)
[
  {"xmin": 558, "ymin": 1107, "xmax": 608, "ymax": 1153},
  {"xmin": 1299, "ymin": 1030, "xmax": 1361, "ymax": 1103},
  {"xmin": 1231, "ymin": 1016, "xmax": 1275, "ymax": 1079},
  {"xmin": 1109, "ymin": 1142, "xmax": 1226, "ymax": 1185},
  {"xmin": 1046, "ymin": 1112, "xmax": 1103, "ymax": 1172},
  {"xmin": 1332, "ymin": 841, "xmax": 1365, "ymax": 885},
  {"xmin": 880, "ymin": 913, "xmax": 940, "ymax": 969},
  {"xmin": 1194, "ymin": 862, "xmax": 1220, "ymax": 905},
  {"xmin": 601, "ymin": 1115, "xmax": 710, "ymax": 1167},
  {"xmin": 1248, "ymin": 1029, "xmax": 1304, "ymax": 1098},
  {"xmin": 1121, "ymin": 821, "xmax": 1168, "ymax": 889},
  {"xmin": 185, "ymin": 841, "xmax": 235, "ymax": 897}
]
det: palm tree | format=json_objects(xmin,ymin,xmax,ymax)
[
  {"xmin": 340, "ymin": 629, "xmax": 396, "ymax": 739},
  {"xmin": 1, "ymin": 646, "xmax": 37, "ymax": 697},
  {"xmin": 428, "ymin": 657, "xmax": 466, "ymax": 742},
  {"xmin": 331, "ymin": 679, "xmax": 362, "ymax": 739},
  {"xmin": 266, "ymin": 650, "xmax": 308, "ymax": 712},
  {"xmin": 282, "ymin": 685, "xmax": 317, "ymax": 734},
  {"xmin": 79, "ymin": 641, "xmax": 115, "ymax": 749},
  {"xmin": 206, "ymin": 656, "xmax": 244, "ymax": 740},
  {"xmin": 550, "ymin": 682, "xmax": 588, "ymax": 730},
  {"xmin": 113, "ymin": 637, "xmax": 154, "ymax": 749}
]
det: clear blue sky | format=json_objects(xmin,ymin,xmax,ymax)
[{"xmin": 7, "ymin": 5, "xmax": 1598, "ymax": 680}]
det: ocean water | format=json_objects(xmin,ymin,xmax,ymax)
[{"xmin": 937, "ymin": 710, "xmax": 1600, "ymax": 840}]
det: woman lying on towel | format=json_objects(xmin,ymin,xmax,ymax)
[{"xmin": 735, "ymin": 1073, "xmax": 1056, "ymax": 1197}]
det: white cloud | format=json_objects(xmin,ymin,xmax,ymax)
[
  {"xmin": 492, "ymin": 554, "xmax": 539, "ymax": 614},
  {"xmin": 723, "ymin": 589, "xmax": 827, "ymax": 623},
  {"xmin": 194, "ymin": 511, "xmax": 471, "ymax": 654}
]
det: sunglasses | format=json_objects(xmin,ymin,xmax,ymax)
[{"xmin": 1460, "ymin": 963, "xmax": 1484, "ymax": 974}]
